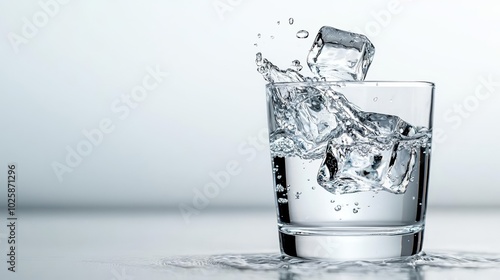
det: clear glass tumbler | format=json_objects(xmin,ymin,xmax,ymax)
[{"xmin": 266, "ymin": 81, "xmax": 434, "ymax": 260}]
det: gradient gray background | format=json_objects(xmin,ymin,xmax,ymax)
[{"xmin": 0, "ymin": 0, "xmax": 499, "ymax": 210}]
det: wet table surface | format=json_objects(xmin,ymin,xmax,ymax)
[{"xmin": 1, "ymin": 207, "xmax": 500, "ymax": 279}]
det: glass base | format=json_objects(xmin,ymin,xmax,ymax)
[{"xmin": 279, "ymin": 225, "xmax": 424, "ymax": 260}]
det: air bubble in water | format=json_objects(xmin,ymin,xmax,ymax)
[
  {"xmin": 277, "ymin": 198, "xmax": 288, "ymax": 204},
  {"xmin": 289, "ymin": 18, "xmax": 294, "ymax": 25},
  {"xmin": 334, "ymin": 205, "xmax": 342, "ymax": 211},
  {"xmin": 296, "ymin": 30, "xmax": 309, "ymax": 39}
]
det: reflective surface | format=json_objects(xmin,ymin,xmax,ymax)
[{"xmin": 1, "ymin": 208, "xmax": 499, "ymax": 279}]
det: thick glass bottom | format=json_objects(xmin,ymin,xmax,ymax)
[{"xmin": 279, "ymin": 225, "xmax": 424, "ymax": 260}]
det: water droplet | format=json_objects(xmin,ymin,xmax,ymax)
[
  {"xmin": 353, "ymin": 208, "xmax": 359, "ymax": 214},
  {"xmin": 410, "ymin": 176, "xmax": 415, "ymax": 182},
  {"xmin": 412, "ymin": 196, "xmax": 416, "ymax": 200},
  {"xmin": 354, "ymin": 202, "xmax": 359, "ymax": 206},
  {"xmin": 277, "ymin": 175, "xmax": 282, "ymax": 179},
  {"xmin": 419, "ymin": 203, "xmax": 422, "ymax": 206},
  {"xmin": 311, "ymin": 186, "xmax": 316, "ymax": 190},
  {"xmin": 295, "ymin": 192, "xmax": 302, "ymax": 199},
  {"xmin": 335, "ymin": 205, "xmax": 342, "ymax": 211},
  {"xmin": 256, "ymin": 52, "xmax": 262, "ymax": 60},
  {"xmin": 257, "ymin": 33, "xmax": 261, "ymax": 38},
  {"xmin": 276, "ymin": 184, "xmax": 285, "ymax": 192},
  {"xmin": 296, "ymin": 30, "xmax": 309, "ymax": 39},
  {"xmin": 253, "ymin": 43, "xmax": 258, "ymax": 47},
  {"xmin": 373, "ymin": 97, "xmax": 378, "ymax": 102},
  {"xmin": 330, "ymin": 200, "xmax": 335, "ymax": 203},
  {"xmin": 389, "ymin": 99, "xmax": 393, "ymax": 102},
  {"xmin": 270, "ymin": 35, "xmax": 275, "ymax": 39},
  {"xmin": 277, "ymin": 21, "xmax": 280, "ymax": 25},
  {"xmin": 307, "ymin": 178, "xmax": 310, "ymax": 182},
  {"xmin": 272, "ymin": 168, "xmax": 278, "ymax": 173},
  {"xmin": 291, "ymin": 59, "xmax": 303, "ymax": 71},
  {"xmin": 289, "ymin": 18, "xmax": 294, "ymax": 25},
  {"xmin": 278, "ymin": 198, "xmax": 288, "ymax": 204}
]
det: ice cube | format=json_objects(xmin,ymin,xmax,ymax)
[
  {"xmin": 317, "ymin": 112, "xmax": 421, "ymax": 195},
  {"xmin": 307, "ymin": 26, "xmax": 375, "ymax": 81},
  {"xmin": 294, "ymin": 92, "xmax": 341, "ymax": 143},
  {"xmin": 317, "ymin": 135, "xmax": 393, "ymax": 194}
]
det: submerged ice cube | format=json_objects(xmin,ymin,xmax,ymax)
[
  {"xmin": 316, "ymin": 112, "xmax": 423, "ymax": 195},
  {"xmin": 307, "ymin": 26, "xmax": 375, "ymax": 81}
]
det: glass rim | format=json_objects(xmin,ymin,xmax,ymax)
[{"xmin": 266, "ymin": 81, "xmax": 435, "ymax": 88}]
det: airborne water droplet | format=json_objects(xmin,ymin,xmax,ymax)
[
  {"xmin": 277, "ymin": 175, "xmax": 282, "ymax": 179},
  {"xmin": 354, "ymin": 202, "xmax": 359, "ymax": 206},
  {"xmin": 296, "ymin": 30, "xmax": 309, "ymax": 39},
  {"xmin": 277, "ymin": 21, "xmax": 280, "ymax": 25},
  {"xmin": 330, "ymin": 200, "xmax": 335, "ymax": 203},
  {"xmin": 291, "ymin": 59, "xmax": 303, "ymax": 71},
  {"xmin": 295, "ymin": 192, "xmax": 302, "ymax": 199},
  {"xmin": 334, "ymin": 205, "xmax": 342, "ymax": 211},
  {"xmin": 289, "ymin": 18, "xmax": 294, "ymax": 25},
  {"xmin": 257, "ymin": 33, "xmax": 261, "ymax": 38},
  {"xmin": 353, "ymin": 208, "xmax": 358, "ymax": 214},
  {"xmin": 373, "ymin": 97, "xmax": 378, "ymax": 102},
  {"xmin": 270, "ymin": 35, "xmax": 275, "ymax": 39},
  {"xmin": 311, "ymin": 186, "xmax": 316, "ymax": 190}
]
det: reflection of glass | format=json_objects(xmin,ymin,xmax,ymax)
[{"xmin": 266, "ymin": 81, "xmax": 434, "ymax": 260}]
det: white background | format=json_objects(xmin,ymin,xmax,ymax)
[{"xmin": 0, "ymin": 0, "xmax": 499, "ymax": 210}]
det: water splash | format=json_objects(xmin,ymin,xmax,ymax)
[{"xmin": 159, "ymin": 252, "xmax": 500, "ymax": 275}]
